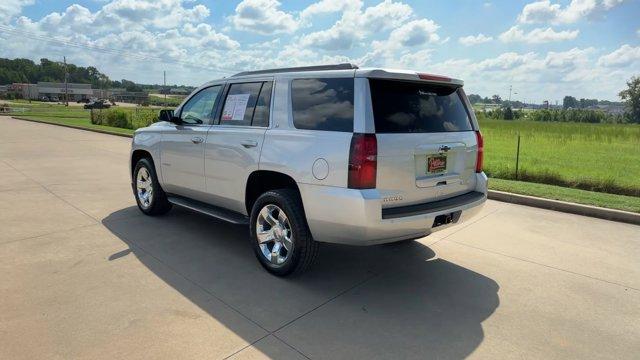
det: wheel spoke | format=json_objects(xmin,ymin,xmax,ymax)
[
  {"xmin": 278, "ymin": 210, "xmax": 287, "ymax": 225},
  {"xmin": 260, "ymin": 207, "xmax": 278, "ymax": 226},
  {"xmin": 257, "ymin": 229, "xmax": 273, "ymax": 244},
  {"xmin": 282, "ymin": 236, "xmax": 293, "ymax": 252},
  {"xmin": 270, "ymin": 242, "xmax": 282, "ymax": 264}
]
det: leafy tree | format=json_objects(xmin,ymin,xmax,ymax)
[
  {"xmin": 578, "ymin": 98, "xmax": 598, "ymax": 108},
  {"xmin": 503, "ymin": 106, "xmax": 514, "ymax": 120},
  {"xmin": 467, "ymin": 93, "xmax": 482, "ymax": 104},
  {"xmin": 563, "ymin": 95, "xmax": 578, "ymax": 109},
  {"xmin": 491, "ymin": 94, "xmax": 502, "ymax": 104},
  {"xmin": 619, "ymin": 75, "xmax": 640, "ymax": 123},
  {"xmin": 0, "ymin": 57, "xmax": 144, "ymax": 92}
]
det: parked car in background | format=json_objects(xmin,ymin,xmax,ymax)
[
  {"xmin": 84, "ymin": 99, "xmax": 111, "ymax": 109},
  {"xmin": 129, "ymin": 64, "xmax": 487, "ymax": 276}
]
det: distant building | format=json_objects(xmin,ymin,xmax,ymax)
[
  {"xmin": 112, "ymin": 91, "xmax": 149, "ymax": 104},
  {"xmin": 8, "ymin": 83, "xmax": 38, "ymax": 99},
  {"xmin": 8, "ymin": 82, "xmax": 94, "ymax": 101},
  {"xmin": 169, "ymin": 88, "xmax": 190, "ymax": 95},
  {"xmin": 37, "ymin": 82, "xmax": 93, "ymax": 101}
]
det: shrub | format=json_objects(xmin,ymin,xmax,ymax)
[{"xmin": 89, "ymin": 108, "xmax": 159, "ymax": 129}]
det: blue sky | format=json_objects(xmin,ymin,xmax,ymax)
[{"xmin": 1, "ymin": 0, "xmax": 638, "ymax": 102}]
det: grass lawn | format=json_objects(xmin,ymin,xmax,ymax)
[
  {"xmin": 489, "ymin": 178, "xmax": 640, "ymax": 213},
  {"xmin": 3, "ymin": 101, "xmax": 161, "ymax": 136},
  {"xmin": 13, "ymin": 115, "xmax": 134, "ymax": 136},
  {"xmin": 479, "ymin": 118, "xmax": 640, "ymax": 197}
]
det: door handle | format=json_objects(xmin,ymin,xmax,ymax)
[
  {"xmin": 241, "ymin": 140, "xmax": 258, "ymax": 148},
  {"xmin": 191, "ymin": 137, "xmax": 204, "ymax": 144}
]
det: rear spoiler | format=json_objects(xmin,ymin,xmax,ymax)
[{"xmin": 355, "ymin": 68, "xmax": 464, "ymax": 87}]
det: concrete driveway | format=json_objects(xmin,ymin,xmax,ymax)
[{"xmin": 1, "ymin": 116, "xmax": 639, "ymax": 360}]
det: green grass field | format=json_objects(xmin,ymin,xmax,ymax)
[
  {"xmin": 479, "ymin": 118, "xmax": 640, "ymax": 197},
  {"xmin": 489, "ymin": 178, "xmax": 639, "ymax": 213},
  {"xmin": 3, "ymin": 100, "xmax": 136, "ymax": 135}
]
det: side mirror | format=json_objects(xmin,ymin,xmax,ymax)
[{"xmin": 159, "ymin": 109, "xmax": 178, "ymax": 123}]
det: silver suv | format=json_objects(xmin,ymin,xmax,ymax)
[{"xmin": 130, "ymin": 64, "xmax": 487, "ymax": 276}]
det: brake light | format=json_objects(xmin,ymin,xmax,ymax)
[
  {"xmin": 475, "ymin": 131, "xmax": 484, "ymax": 173},
  {"xmin": 348, "ymin": 133, "xmax": 377, "ymax": 189},
  {"xmin": 418, "ymin": 73, "xmax": 451, "ymax": 82}
]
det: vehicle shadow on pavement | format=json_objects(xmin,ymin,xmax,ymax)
[{"xmin": 102, "ymin": 206, "xmax": 500, "ymax": 359}]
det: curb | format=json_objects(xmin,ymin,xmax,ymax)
[
  {"xmin": 488, "ymin": 190, "xmax": 640, "ymax": 226},
  {"xmin": 6, "ymin": 116, "xmax": 639, "ymax": 225},
  {"xmin": 9, "ymin": 116, "xmax": 133, "ymax": 138}
]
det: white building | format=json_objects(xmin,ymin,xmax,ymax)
[{"xmin": 36, "ymin": 82, "xmax": 93, "ymax": 101}]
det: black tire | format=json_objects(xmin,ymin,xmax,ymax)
[
  {"xmin": 133, "ymin": 158, "xmax": 172, "ymax": 216},
  {"xmin": 249, "ymin": 189, "xmax": 319, "ymax": 276}
]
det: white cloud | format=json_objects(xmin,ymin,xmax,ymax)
[
  {"xmin": 359, "ymin": 0, "xmax": 413, "ymax": 31},
  {"xmin": 518, "ymin": 0, "xmax": 626, "ymax": 24},
  {"xmin": 300, "ymin": 0, "xmax": 360, "ymax": 20},
  {"xmin": 387, "ymin": 19, "xmax": 440, "ymax": 47},
  {"xmin": 544, "ymin": 47, "xmax": 595, "ymax": 68},
  {"xmin": 230, "ymin": 0, "xmax": 299, "ymax": 35},
  {"xmin": 299, "ymin": 0, "xmax": 414, "ymax": 51},
  {"xmin": 299, "ymin": 22, "xmax": 357, "ymax": 50},
  {"xmin": 0, "ymin": 0, "xmax": 634, "ymax": 102},
  {"xmin": 458, "ymin": 33, "xmax": 493, "ymax": 46},
  {"xmin": 597, "ymin": 44, "xmax": 640, "ymax": 67},
  {"xmin": 499, "ymin": 25, "xmax": 579, "ymax": 43},
  {"xmin": 0, "ymin": 0, "xmax": 34, "ymax": 24},
  {"xmin": 99, "ymin": 0, "xmax": 210, "ymax": 29},
  {"xmin": 603, "ymin": 0, "xmax": 625, "ymax": 9},
  {"xmin": 360, "ymin": 19, "xmax": 441, "ymax": 67},
  {"xmin": 476, "ymin": 52, "xmax": 538, "ymax": 71}
]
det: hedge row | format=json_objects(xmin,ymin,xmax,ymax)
[{"xmin": 90, "ymin": 108, "xmax": 158, "ymax": 129}]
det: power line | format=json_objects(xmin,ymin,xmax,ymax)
[{"xmin": 0, "ymin": 25, "xmax": 242, "ymax": 75}]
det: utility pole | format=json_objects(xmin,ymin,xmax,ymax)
[
  {"xmin": 63, "ymin": 56, "xmax": 69, "ymax": 106},
  {"xmin": 508, "ymin": 85, "xmax": 513, "ymax": 103},
  {"xmin": 163, "ymin": 70, "xmax": 167, "ymax": 108}
]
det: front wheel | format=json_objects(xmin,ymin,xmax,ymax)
[
  {"xmin": 133, "ymin": 158, "xmax": 172, "ymax": 216},
  {"xmin": 250, "ymin": 189, "xmax": 319, "ymax": 276}
]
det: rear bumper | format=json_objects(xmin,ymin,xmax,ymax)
[{"xmin": 299, "ymin": 172, "xmax": 488, "ymax": 245}]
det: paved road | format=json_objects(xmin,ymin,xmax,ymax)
[{"xmin": 1, "ymin": 116, "xmax": 639, "ymax": 360}]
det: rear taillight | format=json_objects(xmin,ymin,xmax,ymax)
[
  {"xmin": 348, "ymin": 133, "xmax": 377, "ymax": 189},
  {"xmin": 475, "ymin": 130, "xmax": 484, "ymax": 173}
]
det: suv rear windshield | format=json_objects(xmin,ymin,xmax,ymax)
[{"xmin": 369, "ymin": 79, "xmax": 472, "ymax": 133}]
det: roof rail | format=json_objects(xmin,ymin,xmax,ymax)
[{"xmin": 231, "ymin": 63, "xmax": 358, "ymax": 77}]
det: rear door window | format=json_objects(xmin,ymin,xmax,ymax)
[
  {"xmin": 369, "ymin": 79, "xmax": 472, "ymax": 133},
  {"xmin": 219, "ymin": 81, "xmax": 273, "ymax": 127},
  {"xmin": 220, "ymin": 82, "xmax": 262, "ymax": 126},
  {"xmin": 291, "ymin": 78, "xmax": 354, "ymax": 132}
]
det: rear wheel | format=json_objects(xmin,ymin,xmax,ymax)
[
  {"xmin": 250, "ymin": 189, "xmax": 318, "ymax": 276},
  {"xmin": 133, "ymin": 158, "xmax": 172, "ymax": 216}
]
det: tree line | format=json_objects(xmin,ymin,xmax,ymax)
[
  {"xmin": 0, "ymin": 57, "xmax": 191, "ymax": 93},
  {"xmin": 471, "ymin": 76, "xmax": 640, "ymax": 124}
]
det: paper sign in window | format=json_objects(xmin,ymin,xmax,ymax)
[{"xmin": 221, "ymin": 94, "xmax": 251, "ymax": 121}]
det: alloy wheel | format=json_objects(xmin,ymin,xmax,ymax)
[{"xmin": 256, "ymin": 204, "xmax": 293, "ymax": 266}]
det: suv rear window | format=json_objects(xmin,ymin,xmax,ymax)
[
  {"xmin": 291, "ymin": 78, "xmax": 354, "ymax": 132},
  {"xmin": 369, "ymin": 79, "xmax": 472, "ymax": 133}
]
